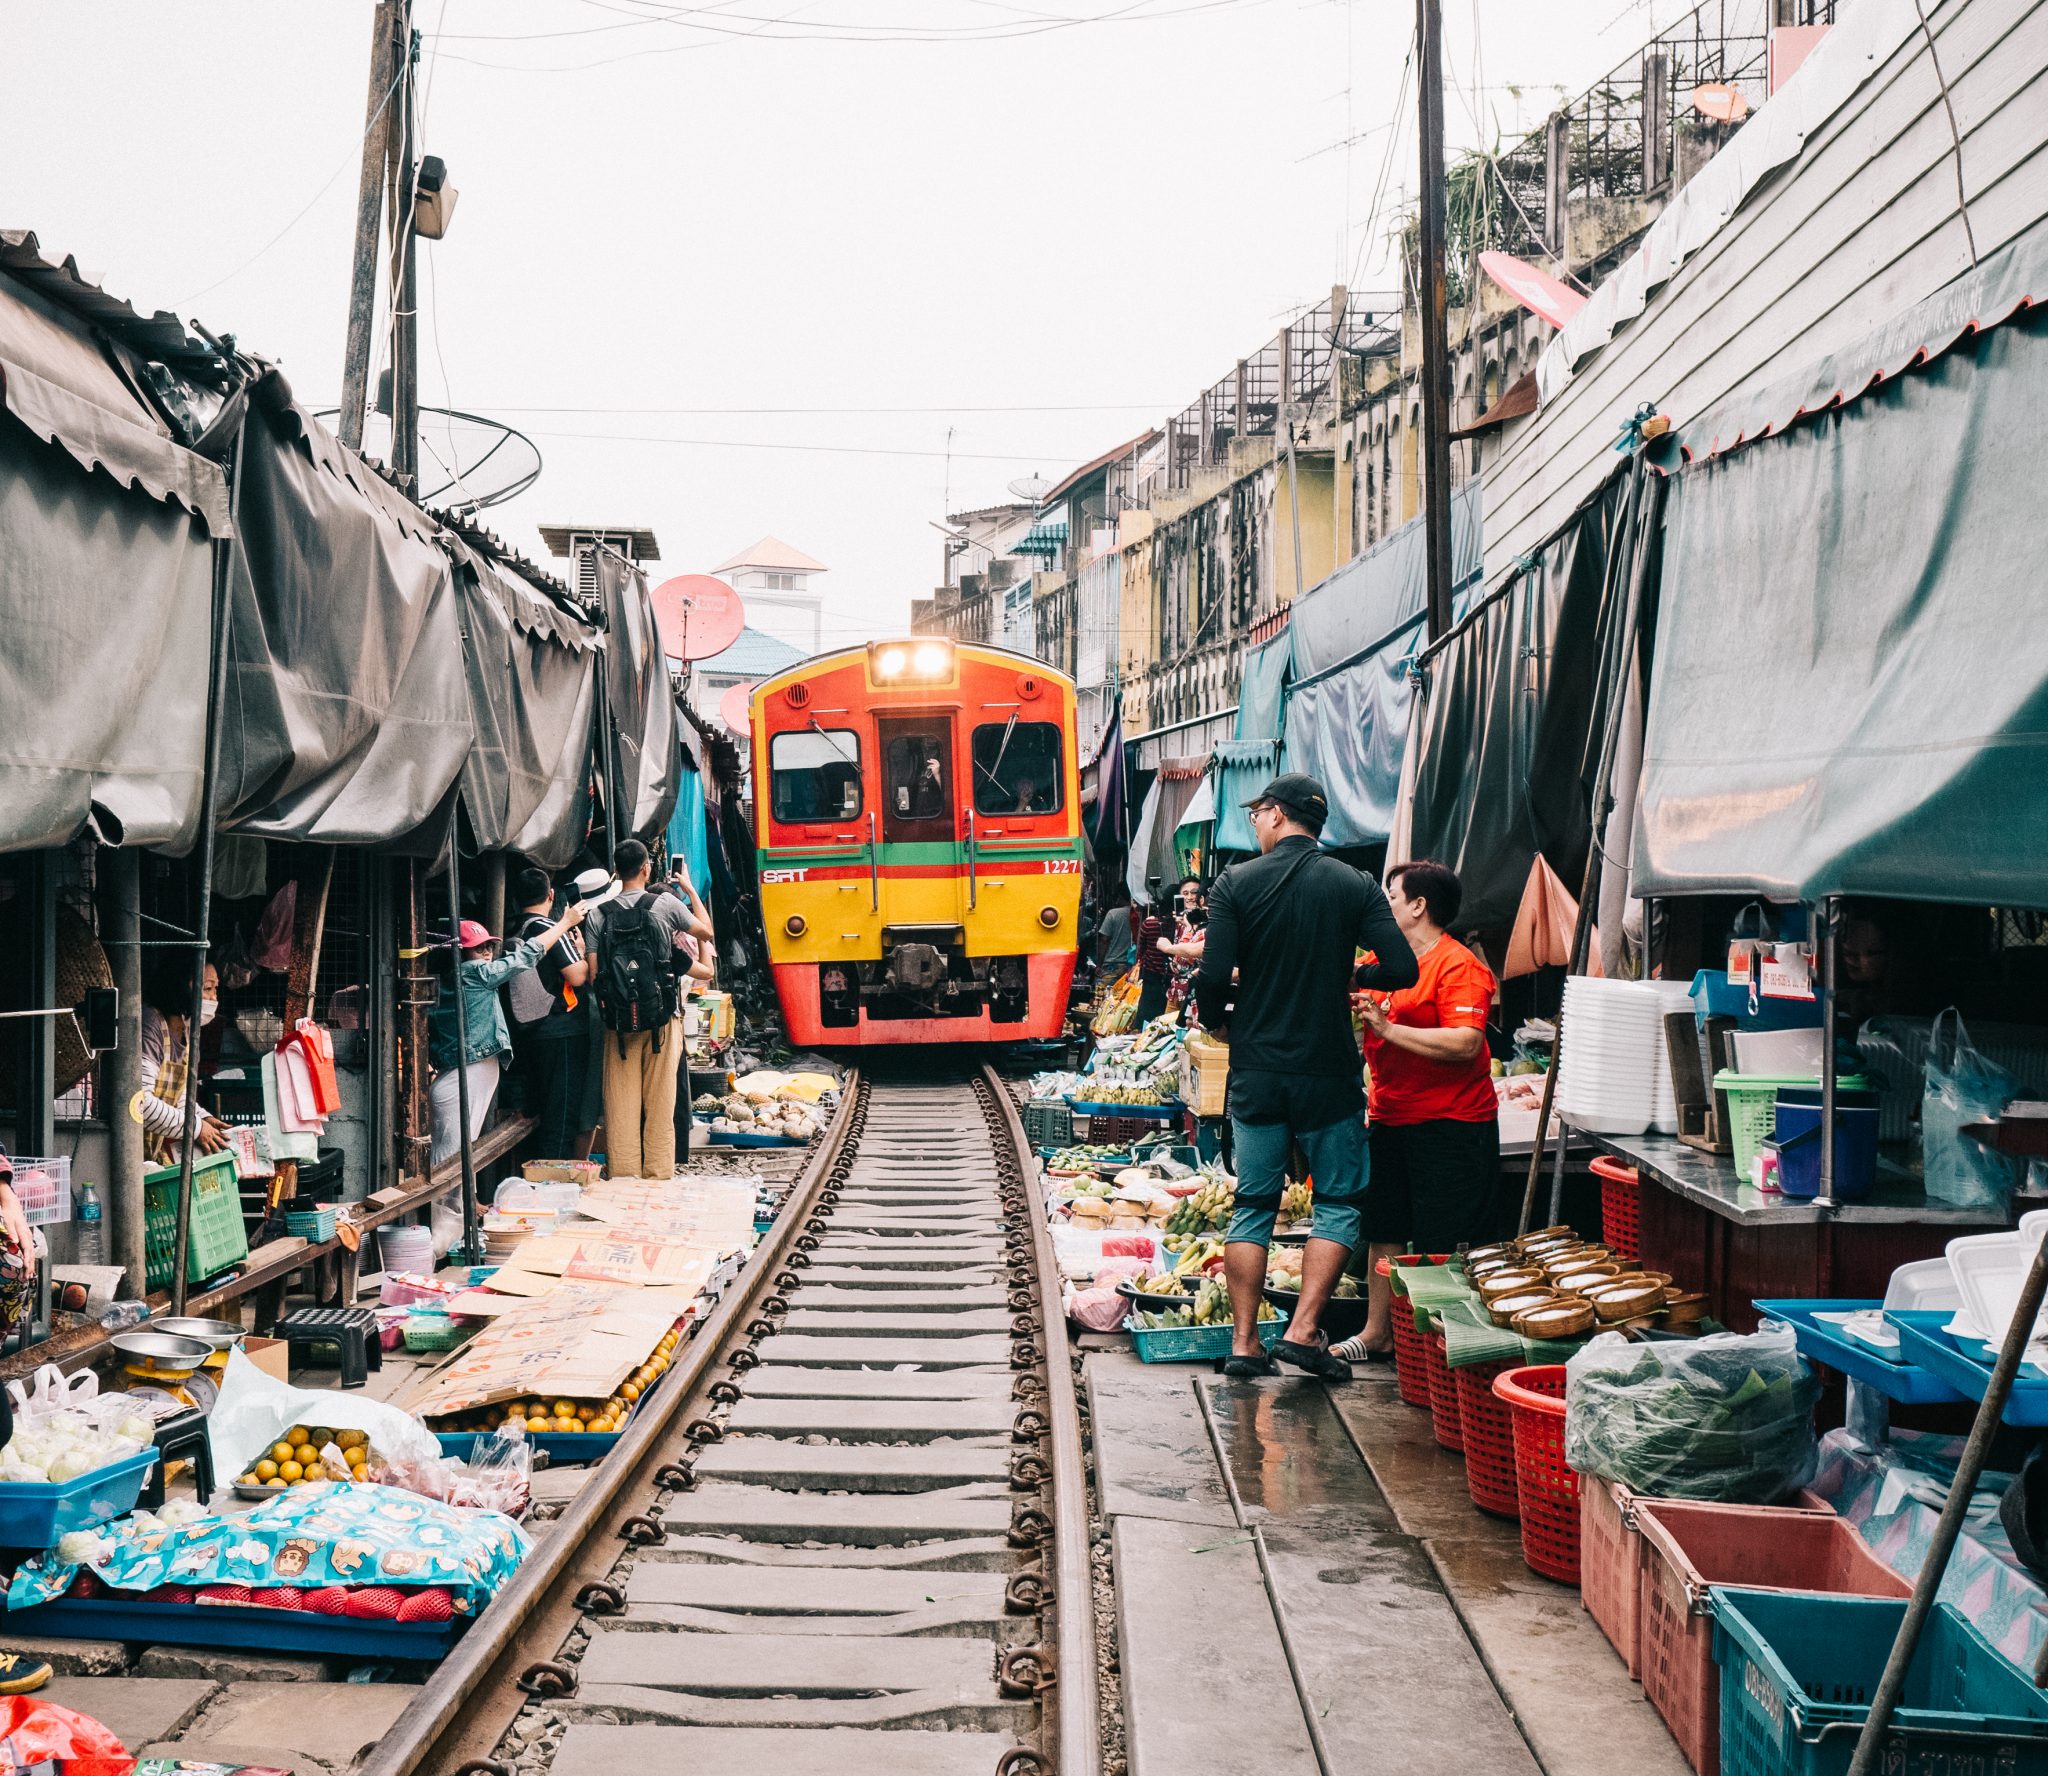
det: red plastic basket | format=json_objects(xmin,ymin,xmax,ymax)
[
  {"xmin": 1591, "ymin": 1155, "xmax": 1641, "ymax": 1262},
  {"xmin": 1636, "ymin": 1499, "xmax": 1907, "ymax": 1775},
  {"xmin": 1452, "ymin": 1359, "xmax": 1518, "ymax": 1517},
  {"xmin": 1378, "ymin": 1255, "xmax": 1453, "ymax": 1411},
  {"xmin": 1578, "ymin": 1479, "xmax": 1641, "ymax": 1674},
  {"xmin": 1423, "ymin": 1326, "xmax": 1464, "ymax": 1453},
  {"xmin": 1494, "ymin": 1365, "xmax": 1579, "ymax": 1584}
]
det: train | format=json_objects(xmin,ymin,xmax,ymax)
[{"xmin": 748, "ymin": 638, "xmax": 1082, "ymax": 1047}]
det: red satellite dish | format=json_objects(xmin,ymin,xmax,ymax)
[
  {"xmin": 719, "ymin": 681, "xmax": 755, "ymax": 739},
  {"xmin": 651, "ymin": 575, "xmax": 746, "ymax": 662},
  {"xmin": 1478, "ymin": 251, "xmax": 1588, "ymax": 331}
]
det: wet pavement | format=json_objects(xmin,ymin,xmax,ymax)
[{"xmin": 1085, "ymin": 1340, "xmax": 1689, "ymax": 1776}]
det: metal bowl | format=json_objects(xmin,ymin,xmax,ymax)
[
  {"xmin": 109, "ymin": 1331, "xmax": 213, "ymax": 1369},
  {"xmin": 151, "ymin": 1317, "xmax": 243, "ymax": 1353}
]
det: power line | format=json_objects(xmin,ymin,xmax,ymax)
[
  {"xmin": 512, "ymin": 426, "xmax": 1093, "ymax": 463},
  {"xmin": 431, "ymin": 401, "xmax": 1172, "ymax": 416}
]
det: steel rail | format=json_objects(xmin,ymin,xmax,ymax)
[
  {"xmin": 357, "ymin": 1072, "xmax": 866, "ymax": 1776},
  {"xmin": 987, "ymin": 1064, "xmax": 1104, "ymax": 1776}
]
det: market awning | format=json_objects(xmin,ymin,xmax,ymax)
[
  {"xmin": 1234, "ymin": 630, "xmax": 1292, "ymax": 742},
  {"xmin": 1287, "ymin": 477, "xmax": 1481, "ymax": 676},
  {"xmin": 1405, "ymin": 468, "xmax": 1634, "ymax": 929},
  {"xmin": 1635, "ymin": 227, "xmax": 2048, "ymax": 906},
  {"xmin": 447, "ymin": 535, "xmax": 600, "ymax": 870},
  {"xmin": 1212, "ymin": 738, "xmax": 1279, "ymax": 853},
  {"xmin": 217, "ymin": 376, "xmax": 472, "ymax": 849},
  {"xmin": 596, "ymin": 548, "xmax": 683, "ymax": 845},
  {"xmin": 1176, "ymin": 774, "xmax": 1216, "ymax": 832},
  {"xmin": 1012, "ymin": 520, "xmax": 1068, "ymax": 558}
]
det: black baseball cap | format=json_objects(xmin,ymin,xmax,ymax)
[{"xmin": 1244, "ymin": 772, "xmax": 1330, "ymax": 829}]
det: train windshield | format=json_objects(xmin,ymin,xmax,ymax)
[
  {"xmin": 769, "ymin": 728, "xmax": 863, "ymax": 824},
  {"xmin": 972, "ymin": 721, "xmax": 1063, "ymax": 816}
]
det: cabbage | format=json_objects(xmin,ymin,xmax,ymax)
[
  {"xmin": 55, "ymin": 1530, "xmax": 110, "ymax": 1565},
  {"xmin": 114, "ymin": 1414, "xmax": 156, "ymax": 1445},
  {"xmin": 46, "ymin": 1450, "xmax": 99, "ymax": 1484},
  {"xmin": 155, "ymin": 1499, "xmax": 210, "ymax": 1528}
]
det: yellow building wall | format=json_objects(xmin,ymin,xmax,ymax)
[{"xmin": 1272, "ymin": 449, "xmax": 1337, "ymax": 602}]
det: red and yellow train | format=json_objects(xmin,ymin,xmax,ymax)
[{"xmin": 749, "ymin": 639, "xmax": 1082, "ymax": 1047}]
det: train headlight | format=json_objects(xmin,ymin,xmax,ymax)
[
  {"xmin": 911, "ymin": 641, "xmax": 951, "ymax": 677},
  {"xmin": 874, "ymin": 647, "xmax": 908, "ymax": 680},
  {"xmin": 785, "ymin": 914, "xmax": 807, "ymax": 937},
  {"xmin": 1039, "ymin": 906, "xmax": 1061, "ymax": 929}
]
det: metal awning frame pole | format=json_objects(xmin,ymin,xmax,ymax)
[
  {"xmin": 443, "ymin": 851, "xmax": 481, "ymax": 1267},
  {"xmin": 171, "ymin": 437, "xmax": 242, "ymax": 1316}
]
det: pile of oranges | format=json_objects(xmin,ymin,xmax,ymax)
[
  {"xmin": 431, "ymin": 1326, "xmax": 683, "ymax": 1438},
  {"xmin": 235, "ymin": 1424, "xmax": 373, "ymax": 1489}
]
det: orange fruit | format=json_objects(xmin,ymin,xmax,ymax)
[{"xmin": 278, "ymin": 1460, "xmax": 303, "ymax": 1482}]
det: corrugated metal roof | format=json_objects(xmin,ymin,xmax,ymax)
[
  {"xmin": 698, "ymin": 625, "xmax": 806, "ymax": 677},
  {"xmin": 0, "ymin": 229, "xmax": 229, "ymax": 376}
]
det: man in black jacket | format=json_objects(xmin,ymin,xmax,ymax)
[{"xmin": 1195, "ymin": 774, "xmax": 1418, "ymax": 1380}]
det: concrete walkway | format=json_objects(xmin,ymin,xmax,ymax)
[{"xmin": 1085, "ymin": 1342, "xmax": 1689, "ymax": 1776}]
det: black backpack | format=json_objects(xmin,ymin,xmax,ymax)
[{"xmin": 595, "ymin": 897, "xmax": 677, "ymax": 1048}]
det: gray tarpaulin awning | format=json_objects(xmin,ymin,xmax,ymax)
[
  {"xmin": 217, "ymin": 376, "xmax": 471, "ymax": 848},
  {"xmin": 595, "ymin": 548, "xmax": 681, "ymax": 844},
  {"xmin": 1636, "ymin": 228, "xmax": 2048, "ymax": 905},
  {"xmin": 447, "ymin": 537, "xmax": 599, "ymax": 870},
  {"xmin": 0, "ymin": 264, "xmax": 229, "ymax": 853},
  {"xmin": 1405, "ymin": 470, "xmax": 1633, "ymax": 930}
]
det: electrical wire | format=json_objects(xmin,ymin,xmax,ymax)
[
  {"xmin": 513, "ymin": 426, "xmax": 1093, "ymax": 463},
  {"xmin": 462, "ymin": 402, "xmax": 1171, "ymax": 415}
]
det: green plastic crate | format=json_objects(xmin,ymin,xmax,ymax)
[
  {"xmin": 144, "ymin": 1150, "xmax": 251, "ymax": 1289},
  {"xmin": 1124, "ymin": 1317, "xmax": 1284, "ymax": 1364}
]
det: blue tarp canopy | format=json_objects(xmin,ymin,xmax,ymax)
[
  {"xmin": 1234, "ymin": 630, "xmax": 1293, "ymax": 742},
  {"xmin": 1213, "ymin": 739, "xmax": 1280, "ymax": 852},
  {"xmin": 1274, "ymin": 480, "xmax": 1483, "ymax": 848}
]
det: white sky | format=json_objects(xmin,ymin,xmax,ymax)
[{"xmin": 7, "ymin": 0, "xmax": 1696, "ymax": 646}]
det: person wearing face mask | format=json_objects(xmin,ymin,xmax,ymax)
[{"xmin": 140, "ymin": 958, "xmax": 231, "ymax": 1162}]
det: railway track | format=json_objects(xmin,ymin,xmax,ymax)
[{"xmin": 361, "ymin": 1064, "xmax": 1101, "ymax": 1776}]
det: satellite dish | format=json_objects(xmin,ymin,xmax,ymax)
[
  {"xmin": 719, "ymin": 681, "xmax": 755, "ymax": 739},
  {"xmin": 651, "ymin": 575, "xmax": 746, "ymax": 662},
  {"xmin": 1691, "ymin": 82, "xmax": 1750, "ymax": 123},
  {"xmin": 1007, "ymin": 473, "xmax": 1054, "ymax": 505}
]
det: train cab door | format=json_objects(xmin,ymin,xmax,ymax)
[{"xmin": 877, "ymin": 716, "xmax": 965, "ymax": 927}]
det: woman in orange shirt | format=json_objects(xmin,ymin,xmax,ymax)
[{"xmin": 1337, "ymin": 859, "xmax": 1500, "ymax": 1363}]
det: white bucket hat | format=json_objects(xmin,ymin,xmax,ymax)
[{"xmin": 571, "ymin": 867, "xmax": 622, "ymax": 909}]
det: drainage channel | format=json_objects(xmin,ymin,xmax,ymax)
[{"xmin": 365, "ymin": 1064, "xmax": 1099, "ymax": 1776}]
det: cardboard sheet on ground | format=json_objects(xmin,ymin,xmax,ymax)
[
  {"xmin": 493, "ymin": 1230, "xmax": 722, "ymax": 1291},
  {"xmin": 408, "ymin": 1288, "xmax": 684, "ymax": 1416},
  {"xmin": 572, "ymin": 1180, "xmax": 756, "ymax": 1244}
]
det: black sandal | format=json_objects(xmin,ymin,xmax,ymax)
[
  {"xmin": 1273, "ymin": 1334, "xmax": 1355, "ymax": 1382},
  {"xmin": 1219, "ymin": 1351, "xmax": 1279, "ymax": 1378}
]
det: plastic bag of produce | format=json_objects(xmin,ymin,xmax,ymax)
[
  {"xmin": 1564, "ymin": 1324, "xmax": 1819, "ymax": 1503},
  {"xmin": 206, "ymin": 1347, "xmax": 442, "ymax": 1485},
  {"xmin": 1923, "ymin": 1009, "xmax": 2019, "ymax": 1209},
  {"xmin": 1067, "ymin": 1286, "xmax": 1129, "ymax": 1333},
  {"xmin": 0, "ymin": 1695, "xmax": 134, "ymax": 1776}
]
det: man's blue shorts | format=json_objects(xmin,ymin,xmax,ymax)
[{"xmin": 1225, "ymin": 1112, "xmax": 1369, "ymax": 1250}]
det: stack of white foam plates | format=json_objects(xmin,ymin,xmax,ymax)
[{"xmin": 1554, "ymin": 977, "xmax": 1668, "ymax": 1135}]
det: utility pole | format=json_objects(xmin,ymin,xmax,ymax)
[
  {"xmin": 389, "ymin": 12, "xmax": 421, "ymax": 492},
  {"xmin": 339, "ymin": 2, "xmax": 400, "ymax": 451},
  {"xmin": 1416, "ymin": 0, "xmax": 1456, "ymax": 641}
]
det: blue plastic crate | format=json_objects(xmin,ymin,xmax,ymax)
[
  {"xmin": 1124, "ymin": 1317, "xmax": 1284, "ymax": 1364},
  {"xmin": 1887, "ymin": 1310, "xmax": 2048, "ymax": 1424},
  {"xmin": 1753, "ymin": 1300, "xmax": 1964, "ymax": 1404},
  {"xmin": 0, "ymin": 1447, "xmax": 158, "ymax": 1550},
  {"xmin": 1711, "ymin": 1587, "xmax": 2048, "ymax": 1776},
  {"xmin": 1068, "ymin": 1099, "xmax": 1179, "ymax": 1120}
]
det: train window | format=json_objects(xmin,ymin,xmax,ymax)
[
  {"xmin": 972, "ymin": 721, "xmax": 1063, "ymax": 816},
  {"xmin": 769, "ymin": 729, "xmax": 863, "ymax": 824},
  {"xmin": 884, "ymin": 733, "xmax": 950, "ymax": 823}
]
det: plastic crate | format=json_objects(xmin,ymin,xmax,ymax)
[
  {"xmin": 1579, "ymin": 1480, "xmax": 1641, "ymax": 1674},
  {"xmin": 1454, "ymin": 1358, "xmax": 1520, "ymax": 1519},
  {"xmin": 144, "ymin": 1150, "xmax": 250, "ymax": 1289},
  {"xmin": 1077, "ymin": 1112, "xmax": 1176, "ymax": 1146},
  {"xmin": 1494, "ymin": 1365, "xmax": 1579, "ymax": 1584},
  {"xmin": 1591, "ymin": 1155, "xmax": 1640, "ymax": 1261},
  {"xmin": 0, "ymin": 1446, "xmax": 158, "ymax": 1549},
  {"xmin": 1125, "ymin": 1316, "xmax": 1284, "ymax": 1364},
  {"xmin": 1638, "ymin": 1502, "xmax": 1905, "ymax": 1774},
  {"xmin": 1422, "ymin": 1326, "xmax": 1464, "ymax": 1452},
  {"xmin": 8, "ymin": 1157, "xmax": 72, "ymax": 1228},
  {"xmin": 402, "ymin": 1314, "xmax": 471, "ymax": 1354},
  {"xmin": 1713, "ymin": 1072, "xmax": 1869, "ymax": 1179},
  {"xmin": 1023, "ymin": 1101, "xmax": 1074, "ymax": 1147},
  {"xmin": 284, "ymin": 1205, "xmax": 339, "ymax": 1243},
  {"xmin": 1711, "ymin": 1589, "xmax": 2048, "ymax": 1776}
]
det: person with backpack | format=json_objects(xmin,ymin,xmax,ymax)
[
  {"xmin": 429, "ymin": 899, "xmax": 586, "ymax": 1168},
  {"xmin": 505, "ymin": 866, "xmax": 596, "ymax": 1162},
  {"xmin": 586, "ymin": 839, "xmax": 713, "ymax": 1180},
  {"xmin": 1194, "ymin": 774, "xmax": 1417, "ymax": 1381}
]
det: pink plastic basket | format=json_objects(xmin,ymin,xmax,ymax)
[{"xmin": 1578, "ymin": 1480, "xmax": 1641, "ymax": 1675}]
